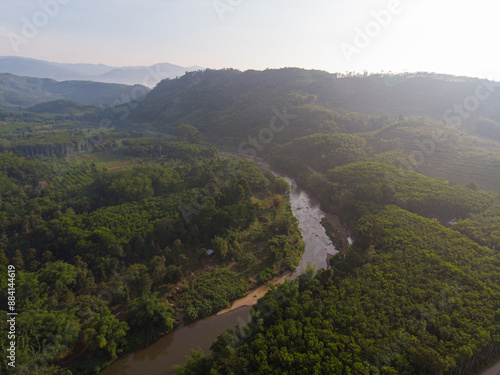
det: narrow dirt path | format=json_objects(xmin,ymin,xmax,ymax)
[{"xmin": 480, "ymin": 361, "xmax": 500, "ymax": 375}]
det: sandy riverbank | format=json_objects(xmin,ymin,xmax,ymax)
[{"xmin": 217, "ymin": 272, "xmax": 292, "ymax": 316}]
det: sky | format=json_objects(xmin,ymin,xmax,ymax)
[{"xmin": 0, "ymin": 0, "xmax": 498, "ymax": 80}]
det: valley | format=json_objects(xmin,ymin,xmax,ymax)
[
  {"xmin": 0, "ymin": 68, "xmax": 499, "ymax": 375},
  {"xmin": 100, "ymin": 166, "xmax": 342, "ymax": 374}
]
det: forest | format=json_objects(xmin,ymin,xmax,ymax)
[
  {"xmin": 0, "ymin": 109, "xmax": 303, "ymax": 374},
  {"xmin": 0, "ymin": 68, "xmax": 499, "ymax": 375},
  {"xmin": 180, "ymin": 206, "xmax": 500, "ymax": 374},
  {"xmin": 177, "ymin": 146, "xmax": 500, "ymax": 375},
  {"xmin": 163, "ymin": 69, "xmax": 500, "ymax": 375}
]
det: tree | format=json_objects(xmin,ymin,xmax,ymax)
[
  {"xmin": 125, "ymin": 292, "xmax": 175, "ymax": 346},
  {"xmin": 38, "ymin": 261, "xmax": 77, "ymax": 298},
  {"xmin": 271, "ymin": 178, "xmax": 290, "ymax": 195},
  {"xmin": 16, "ymin": 308, "xmax": 81, "ymax": 368},
  {"xmin": 74, "ymin": 256, "xmax": 96, "ymax": 295},
  {"xmin": 212, "ymin": 236, "xmax": 229, "ymax": 259},
  {"xmin": 175, "ymin": 124, "xmax": 204, "ymax": 144},
  {"xmin": 466, "ymin": 181, "xmax": 479, "ymax": 191},
  {"xmin": 149, "ymin": 255, "xmax": 167, "ymax": 284},
  {"xmin": 126, "ymin": 264, "xmax": 152, "ymax": 298},
  {"xmin": 0, "ymin": 139, "xmax": 11, "ymax": 151},
  {"xmin": 0, "ymin": 249, "xmax": 8, "ymax": 266},
  {"xmin": 83, "ymin": 307, "xmax": 128, "ymax": 359},
  {"xmin": 26, "ymin": 248, "xmax": 39, "ymax": 271},
  {"xmin": 258, "ymin": 268, "xmax": 273, "ymax": 283},
  {"xmin": 408, "ymin": 345, "xmax": 448, "ymax": 374},
  {"xmin": 173, "ymin": 348, "xmax": 209, "ymax": 375},
  {"xmin": 12, "ymin": 249, "xmax": 25, "ymax": 270}
]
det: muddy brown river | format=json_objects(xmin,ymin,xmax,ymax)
[{"xmin": 100, "ymin": 170, "xmax": 340, "ymax": 375}]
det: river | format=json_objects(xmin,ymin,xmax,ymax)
[
  {"xmin": 284, "ymin": 177, "xmax": 339, "ymax": 278},
  {"xmin": 100, "ymin": 169, "xmax": 339, "ymax": 375}
]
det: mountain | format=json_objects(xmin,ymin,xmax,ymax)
[
  {"xmin": 0, "ymin": 73, "xmax": 150, "ymax": 108},
  {"xmin": 0, "ymin": 57, "xmax": 79, "ymax": 81},
  {"xmin": 124, "ymin": 68, "xmax": 500, "ymax": 192},
  {"xmin": 92, "ymin": 63, "xmax": 206, "ymax": 86},
  {"xmin": 0, "ymin": 56, "xmax": 203, "ymax": 87},
  {"xmin": 127, "ymin": 68, "xmax": 500, "ymax": 136},
  {"xmin": 49, "ymin": 61, "xmax": 114, "ymax": 76}
]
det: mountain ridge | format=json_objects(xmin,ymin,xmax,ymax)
[
  {"xmin": 127, "ymin": 68, "xmax": 500, "ymax": 133},
  {"xmin": 0, "ymin": 56, "xmax": 204, "ymax": 87},
  {"xmin": 123, "ymin": 68, "xmax": 500, "ymax": 191}
]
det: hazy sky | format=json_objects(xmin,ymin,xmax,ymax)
[{"xmin": 0, "ymin": 0, "xmax": 498, "ymax": 79}]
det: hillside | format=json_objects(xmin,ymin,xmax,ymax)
[
  {"xmin": 0, "ymin": 73, "xmax": 150, "ymax": 108},
  {"xmin": 125, "ymin": 68, "xmax": 500, "ymax": 192},
  {"xmin": 27, "ymin": 99, "xmax": 98, "ymax": 115},
  {"xmin": 128, "ymin": 69, "xmax": 500, "ymax": 129}
]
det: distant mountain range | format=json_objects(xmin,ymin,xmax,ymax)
[
  {"xmin": 0, "ymin": 56, "xmax": 204, "ymax": 87},
  {"xmin": 0, "ymin": 73, "xmax": 150, "ymax": 108}
]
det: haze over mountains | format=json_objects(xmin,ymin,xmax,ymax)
[{"xmin": 0, "ymin": 56, "xmax": 204, "ymax": 87}]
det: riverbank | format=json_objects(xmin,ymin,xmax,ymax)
[
  {"xmin": 324, "ymin": 214, "xmax": 351, "ymax": 255},
  {"xmin": 217, "ymin": 272, "xmax": 291, "ymax": 315},
  {"xmin": 100, "ymin": 157, "xmax": 347, "ymax": 375}
]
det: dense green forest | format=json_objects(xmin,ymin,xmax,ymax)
[
  {"xmin": 164, "ymin": 69, "xmax": 500, "ymax": 375},
  {"xmin": 123, "ymin": 68, "xmax": 500, "ymax": 192},
  {"xmin": 177, "ymin": 156, "xmax": 500, "ymax": 375},
  {"xmin": 1, "ymin": 68, "xmax": 499, "ymax": 374},
  {"xmin": 0, "ymin": 109, "xmax": 303, "ymax": 374},
  {"xmin": 180, "ymin": 205, "xmax": 500, "ymax": 374}
]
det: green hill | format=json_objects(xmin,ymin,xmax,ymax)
[
  {"xmin": 27, "ymin": 99, "xmax": 98, "ymax": 115},
  {"xmin": 128, "ymin": 69, "xmax": 500, "ymax": 135},
  {"xmin": 123, "ymin": 68, "xmax": 500, "ymax": 192},
  {"xmin": 0, "ymin": 73, "xmax": 150, "ymax": 108}
]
